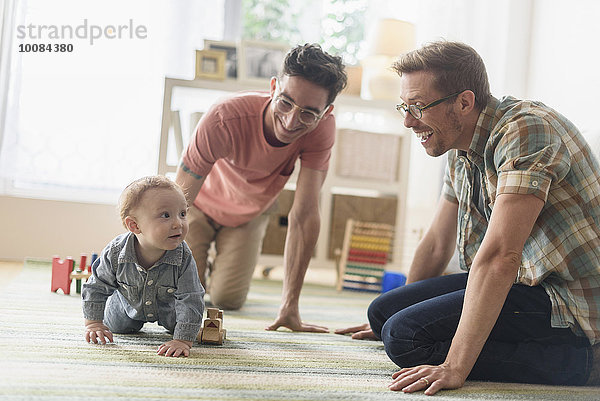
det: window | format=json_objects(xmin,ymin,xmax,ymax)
[
  {"xmin": 241, "ymin": 0, "xmax": 367, "ymax": 65},
  {"xmin": 0, "ymin": 0, "xmax": 224, "ymax": 203}
]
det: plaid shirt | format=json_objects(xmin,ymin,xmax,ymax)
[{"xmin": 443, "ymin": 96, "xmax": 600, "ymax": 344}]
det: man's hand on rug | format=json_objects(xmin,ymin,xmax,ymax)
[
  {"xmin": 265, "ymin": 307, "xmax": 329, "ymax": 333},
  {"xmin": 388, "ymin": 363, "xmax": 466, "ymax": 396},
  {"xmin": 334, "ymin": 323, "xmax": 378, "ymax": 340},
  {"xmin": 157, "ymin": 339, "xmax": 193, "ymax": 357},
  {"xmin": 84, "ymin": 320, "xmax": 114, "ymax": 344}
]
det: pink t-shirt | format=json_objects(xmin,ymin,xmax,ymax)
[{"xmin": 182, "ymin": 91, "xmax": 336, "ymax": 227}]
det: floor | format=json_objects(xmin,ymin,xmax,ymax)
[{"xmin": 254, "ymin": 263, "xmax": 337, "ymax": 286}]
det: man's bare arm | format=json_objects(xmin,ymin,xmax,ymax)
[
  {"xmin": 405, "ymin": 197, "xmax": 458, "ymax": 284},
  {"xmin": 175, "ymin": 162, "xmax": 206, "ymax": 206},
  {"xmin": 266, "ymin": 166, "xmax": 328, "ymax": 333}
]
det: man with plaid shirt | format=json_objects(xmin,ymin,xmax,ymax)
[{"xmin": 338, "ymin": 40, "xmax": 600, "ymax": 394}]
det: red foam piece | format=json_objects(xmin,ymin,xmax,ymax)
[
  {"xmin": 78, "ymin": 255, "xmax": 87, "ymax": 272},
  {"xmin": 51, "ymin": 256, "xmax": 74, "ymax": 295}
]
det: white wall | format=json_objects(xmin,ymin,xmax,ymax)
[
  {"xmin": 0, "ymin": 195, "xmax": 122, "ymax": 261},
  {"xmin": 526, "ymin": 0, "xmax": 600, "ymax": 132}
]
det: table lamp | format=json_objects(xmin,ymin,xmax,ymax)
[{"xmin": 361, "ymin": 19, "xmax": 415, "ymax": 100}]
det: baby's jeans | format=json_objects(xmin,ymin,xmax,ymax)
[{"xmin": 103, "ymin": 292, "xmax": 175, "ymax": 334}]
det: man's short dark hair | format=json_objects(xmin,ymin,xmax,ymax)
[{"xmin": 281, "ymin": 43, "xmax": 347, "ymax": 105}]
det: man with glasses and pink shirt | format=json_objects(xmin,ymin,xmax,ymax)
[{"xmin": 175, "ymin": 43, "xmax": 346, "ymax": 333}]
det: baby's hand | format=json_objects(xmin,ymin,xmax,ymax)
[
  {"xmin": 85, "ymin": 321, "xmax": 114, "ymax": 344},
  {"xmin": 157, "ymin": 339, "xmax": 193, "ymax": 357}
]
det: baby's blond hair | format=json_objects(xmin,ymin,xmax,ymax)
[{"xmin": 117, "ymin": 176, "xmax": 186, "ymax": 228}]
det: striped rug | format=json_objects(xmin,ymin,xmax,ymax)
[{"xmin": 0, "ymin": 262, "xmax": 598, "ymax": 400}]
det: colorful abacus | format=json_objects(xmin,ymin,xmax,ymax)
[{"xmin": 336, "ymin": 219, "xmax": 395, "ymax": 292}]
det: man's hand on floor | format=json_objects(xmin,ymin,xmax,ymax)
[
  {"xmin": 334, "ymin": 323, "xmax": 379, "ymax": 340},
  {"xmin": 265, "ymin": 306, "xmax": 329, "ymax": 333}
]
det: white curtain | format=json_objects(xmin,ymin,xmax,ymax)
[{"xmin": 0, "ymin": 0, "xmax": 224, "ymax": 202}]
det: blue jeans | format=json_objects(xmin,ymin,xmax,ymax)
[
  {"xmin": 368, "ymin": 273, "xmax": 592, "ymax": 385},
  {"xmin": 103, "ymin": 292, "xmax": 175, "ymax": 334}
]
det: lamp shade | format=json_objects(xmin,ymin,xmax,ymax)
[
  {"xmin": 360, "ymin": 19, "xmax": 416, "ymax": 100},
  {"xmin": 367, "ymin": 19, "xmax": 415, "ymax": 57}
]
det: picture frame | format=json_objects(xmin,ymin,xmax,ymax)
[
  {"xmin": 195, "ymin": 49, "xmax": 226, "ymax": 80},
  {"xmin": 239, "ymin": 40, "xmax": 289, "ymax": 84},
  {"xmin": 204, "ymin": 40, "xmax": 239, "ymax": 79}
]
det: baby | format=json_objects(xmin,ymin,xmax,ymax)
[{"xmin": 82, "ymin": 175, "xmax": 205, "ymax": 357}]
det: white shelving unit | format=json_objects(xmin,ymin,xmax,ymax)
[{"xmin": 159, "ymin": 77, "xmax": 411, "ymax": 270}]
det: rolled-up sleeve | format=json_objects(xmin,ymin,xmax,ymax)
[
  {"xmin": 497, "ymin": 170, "xmax": 553, "ymax": 201},
  {"xmin": 495, "ymin": 114, "xmax": 571, "ymax": 202}
]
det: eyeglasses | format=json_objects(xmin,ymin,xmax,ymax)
[
  {"xmin": 396, "ymin": 91, "xmax": 464, "ymax": 120},
  {"xmin": 273, "ymin": 80, "xmax": 329, "ymax": 126}
]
